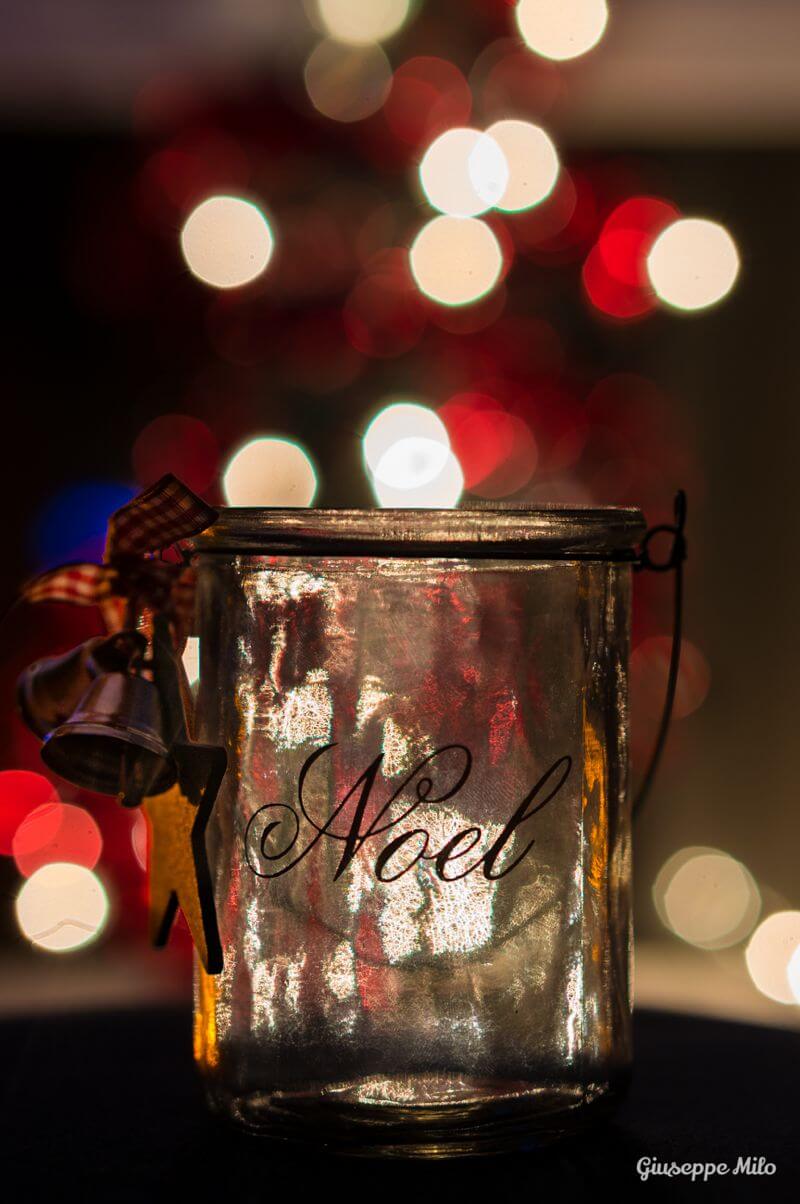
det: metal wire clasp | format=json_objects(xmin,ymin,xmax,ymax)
[{"xmin": 632, "ymin": 490, "xmax": 687, "ymax": 816}]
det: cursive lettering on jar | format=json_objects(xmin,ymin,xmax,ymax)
[{"xmin": 244, "ymin": 743, "xmax": 571, "ymax": 885}]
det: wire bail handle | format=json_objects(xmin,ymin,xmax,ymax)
[{"xmin": 632, "ymin": 490, "xmax": 687, "ymax": 816}]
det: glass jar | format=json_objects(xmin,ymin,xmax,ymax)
[{"xmin": 191, "ymin": 506, "xmax": 645, "ymax": 1156}]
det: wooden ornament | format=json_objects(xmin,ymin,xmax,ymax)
[{"xmin": 143, "ymin": 740, "xmax": 226, "ymax": 974}]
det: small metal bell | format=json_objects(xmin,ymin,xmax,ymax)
[
  {"xmin": 41, "ymin": 671, "xmax": 176, "ymax": 804},
  {"xmin": 17, "ymin": 631, "xmax": 146, "ymax": 740}
]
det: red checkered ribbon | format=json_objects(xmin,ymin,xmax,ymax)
[{"xmin": 22, "ymin": 475, "xmax": 217, "ymax": 634}]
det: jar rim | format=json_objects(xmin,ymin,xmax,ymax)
[{"xmin": 192, "ymin": 505, "xmax": 647, "ymax": 560}]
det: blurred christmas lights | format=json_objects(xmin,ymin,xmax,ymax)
[
  {"xmin": 583, "ymin": 196, "xmax": 679, "ymax": 320},
  {"xmin": 344, "ymin": 249, "xmax": 426, "ymax": 358},
  {"xmin": 631, "ymin": 635, "xmax": 711, "ymax": 721},
  {"xmin": 223, "ymin": 437, "xmax": 319, "ymax": 507},
  {"xmin": 515, "ymin": 0, "xmax": 609, "ymax": 63},
  {"xmin": 30, "ymin": 481, "xmax": 136, "ymax": 570},
  {"xmin": 372, "ymin": 449, "xmax": 464, "ymax": 508},
  {"xmin": 132, "ymin": 414, "xmax": 219, "ymax": 492},
  {"xmin": 15, "ymin": 862, "xmax": 110, "ymax": 953},
  {"xmin": 487, "ymin": 120, "xmax": 559, "ymax": 213},
  {"xmin": 419, "ymin": 128, "xmax": 508, "ymax": 218},
  {"xmin": 383, "ymin": 57, "xmax": 472, "ymax": 145},
  {"xmin": 476, "ymin": 43, "xmax": 561, "ymax": 122},
  {"xmin": 647, "ymin": 217, "xmax": 740, "ymax": 312},
  {"xmin": 180, "ymin": 196, "xmax": 274, "ymax": 290},
  {"xmin": 363, "ymin": 401, "xmax": 463, "ymax": 506},
  {"xmin": 653, "ymin": 848, "xmax": 761, "ymax": 951},
  {"xmin": 788, "ymin": 946, "xmax": 800, "ymax": 1004},
  {"xmin": 410, "ymin": 216, "xmax": 504, "ymax": 307},
  {"xmin": 363, "ymin": 401, "xmax": 449, "ymax": 474},
  {"xmin": 0, "ymin": 771, "xmax": 60, "ymax": 855},
  {"xmin": 374, "ymin": 436, "xmax": 450, "ymax": 490},
  {"xmin": 305, "ymin": 39, "xmax": 392, "ymax": 123},
  {"xmin": 438, "ymin": 393, "xmax": 539, "ymax": 498},
  {"xmin": 12, "ymin": 803, "xmax": 103, "ymax": 879},
  {"xmin": 313, "ymin": 0, "xmax": 411, "ymax": 46},
  {"xmin": 745, "ymin": 912, "xmax": 800, "ymax": 1005}
]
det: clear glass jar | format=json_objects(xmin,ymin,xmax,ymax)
[{"xmin": 191, "ymin": 506, "xmax": 644, "ymax": 1156}]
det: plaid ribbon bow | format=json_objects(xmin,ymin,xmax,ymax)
[{"xmin": 22, "ymin": 475, "xmax": 217, "ymax": 637}]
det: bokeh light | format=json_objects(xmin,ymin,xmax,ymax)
[
  {"xmin": 223, "ymin": 437, "xmax": 319, "ymax": 507},
  {"xmin": 647, "ymin": 217, "xmax": 740, "ymax": 312},
  {"xmin": 474, "ymin": 41, "xmax": 561, "ymax": 123},
  {"xmin": 374, "ymin": 436, "xmax": 450, "ymax": 490},
  {"xmin": 439, "ymin": 393, "xmax": 538, "ymax": 497},
  {"xmin": 372, "ymin": 450, "xmax": 464, "ymax": 508},
  {"xmin": 314, "ymin": 0, "xmax": 410, "ymax": 45},
  {"xmin": 0, "ymin": 771, "xmax": 59, "ymax": 856},
  {"xmin": 419, "ymin": 128, "xmax": 508, "ymax": 218},
  {"xmin": 486, "ymin": 120, "xmax": 559, "ymax": 213},
  {"xmin": 515, "ymin": 0, "xmax": 609, "ymax": 63},
  {"xmin": 383, "ymin": 57, "xmax": 472, "ymax": 146},
  {"xmin": 12, "ymin": 803, "xmax": 103, "ymax": 879},
  {"xmin": 363, "ymin": 402, "xmax": 449, "ymax": 475},
  {"xmin": 132, "ymin": 414, "xmax": 219, "ymax": 493},
  {"xmin": 30, "ymin": 481, "xmax": 136, "ymax": 569},
  {"xmin": 180, "ymin": 196, "xmax": 274, "ymax": 290},
  {"xmin": 439, "ymin": 393, "xmax": 511, "ymax": 488},
  {"xmin": 653, "ymin": 847, "xmax": 761, "ymax": 950},
  {"xmin": 745, "ymin": 911, "xmax": 800, "ymax": 1005},
  {"xmin": 344, "ymin": 248, "xmax": 426, "ymax": 358},
  {"xmin": 363, "ymin": 401, "xmax": 463, "ymax": 507},
  {"xmin": 788, "ymin": 945, "xmax": 800, "ymax": 1004},
  {"xmin": 15, "ymin": 862, "xmax": 109, "ymax": 953},
  {"xmin": 515, "ymin": 168, "xmax": 597, "ymax": 261},
  {"xmin": 583, "ymin": 196, "xmax": 679, "ymax": 320},
  {"xmin": 631, "ymin": 636, "xmax": 711, "ymax": 721},
  {"xmin": 410, "ymin": 216, "xmax": 503, "ymax": 307},
  {"xmin": 138, "ymin": 136, "xmax": 251, "ymax": 223},
  {"xmin": 305, "ymin": 39, "xmax": 392, "ymax": 123}
]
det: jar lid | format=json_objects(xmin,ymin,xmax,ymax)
[{"xmin": 193, "ymin": 506, "xmax": 647, "ymax": 560}]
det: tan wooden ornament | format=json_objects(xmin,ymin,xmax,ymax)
[{"xmin": 143, "ymin": 742, "xmax": 225, "ymax": 974}]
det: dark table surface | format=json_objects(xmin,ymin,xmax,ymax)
[{"xmin": 0, "ymin": 1006, "xmax": 797, "ymax": 1202}]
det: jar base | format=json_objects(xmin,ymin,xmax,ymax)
[{"xmin": 211, "ymin": 1072, "xmax": 626, "ymax": 1158}]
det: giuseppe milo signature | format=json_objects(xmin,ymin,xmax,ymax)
[{"xmin": 637, "ymin": 1157, "xmax": 776, "ymax": 1182}]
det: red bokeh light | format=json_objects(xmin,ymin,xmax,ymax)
[
  {"xmin": 480, "ymin": 46, "xmax": 562, "ymax": 121},
  {"xmin": 137, "ymin": 135, "xmax": 251, "ymax": 225},
  {"xmin": 383, "ymin": 58, "xmax": 472, "ymax": 146},
  {"xmin": 582, "ymin": 244, "xmax": 656, "ymax": 320},
  {"xmin": 343, "ymin": 249, "xmax": 426, "ymax": 358},
  {"xmin": 12, "ymin": 801, "xmax": 103, "ymax": 878},
  {"xmin": 581, "ymin": 373, "xmax": 698, "ymax": 514},
  {"xmin": 132, "ymin": 414, "xmax": 220, "ymax": 493},
  {"xmin": 440, "ymin": 393, "xmax": 513, "ymax": 488},
  {"xmin": 439, "ymin": 392, "xmax": 538, "ymax": 497},
  {"xmin": 270, "ymin": 205, "xmax": 354, "ymax": 299},
  {"xmin": 630, "ymin": 636, "xmax": 711, "ymax": 722},
  {"xmin": 515, "ymin": 170, "xmax": 598, "ymax": 262},
  {"xmin": 0, "ymin": 771, "xmax": 60, "ymax": 856},
  {"xmin": 472, "ymin": 414, "xmax": 538, "ymax": 498},
  {"xmin": 583, "ymin": 196, "xmax": 679, "ymax": 320}
]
